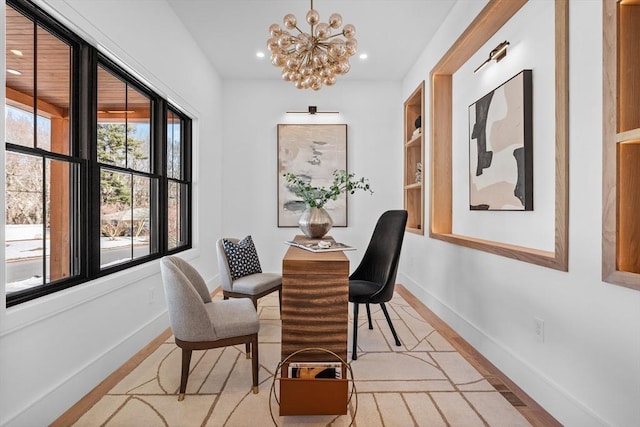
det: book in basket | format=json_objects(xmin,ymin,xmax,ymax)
[{"xmin": 288, "ymin": 361, "xmax": 342, "ymax": 379}]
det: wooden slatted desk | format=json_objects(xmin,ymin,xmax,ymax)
[{"xmin": 279, "ymin": 235, "xmax": 349, "ymax": 416}]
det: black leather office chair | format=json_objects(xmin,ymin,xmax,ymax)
[{"xmin": 349, "ymin": 210, "xmax": 408, "ymax": 360}]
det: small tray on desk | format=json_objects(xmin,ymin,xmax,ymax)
[{"xmin": 284, "ymin": 237, "xmax": 355, "ymax": 253}]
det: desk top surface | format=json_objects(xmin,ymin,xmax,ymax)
[{"xmin": 282, "ymin": 235, "xmax": 349, "ymax": 262}]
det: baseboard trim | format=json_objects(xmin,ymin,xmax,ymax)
[
  {"xmin": 49, "ymin": 325, "xmax": 173, "ymax": 427},
  {"xmin": 4, "ymin": 310, "xmax": 169, "ymax": 427},
  {"xmin": 49, "ymin": 285, "xmax": 222, "ymax": 427},
  {"xmin": 398, "ymin": 272, "xmax": 612, "ymax": 427}
]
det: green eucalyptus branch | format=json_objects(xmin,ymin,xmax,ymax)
[{"xmin": 284, "ymin": 169, "xmax": 373, "ymax": 208}]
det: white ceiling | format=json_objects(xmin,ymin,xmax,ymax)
[{"xmin": 167, "ymin": 0, "xmax": 457, "ymax": 82}]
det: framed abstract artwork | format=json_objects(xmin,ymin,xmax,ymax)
[
  {"xmin": 277, "ymin": 124, "xmax": 348, "ymax": 227},
  {"xmin": 469, "ymin": 69, "xmax": 533, "ymax": 210}
]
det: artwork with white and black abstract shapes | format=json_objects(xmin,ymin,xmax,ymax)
[
  {"xmin": 469, "ymin": 69, "xmax": 533, "ymax": 211},
  {"xmin": 277, "ymin": 124, "xmax": 347, "ymax": 227}
]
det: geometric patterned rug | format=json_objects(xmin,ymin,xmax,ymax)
[{"xmin": 60, "ymin": 287, "xmax": 551, "ymax": 426}]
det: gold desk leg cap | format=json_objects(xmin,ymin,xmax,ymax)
[
  {"xmin": 246, "ymin": 352, "xmax": 251, "ymax": 359},
  {"xmin": 252, "ymin": 386, "xmax": 259, "ymax": 394},
  {"xmin": 178, "ymin": 393, "xmax": 185, "ymax": 401}
]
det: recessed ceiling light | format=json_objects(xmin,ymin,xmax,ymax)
[
  {"xmin": 359, "ymin": 53, "xmax": 368, "ymax": 60},
  {"xmin": 256, "ymin": 51, "xmax": 265, "ymax": 58},
  {"xmin": 6, "ymin": 69, "xmax": 22, "ymax": 75},
  {"xmin": 10, "ymin": 49, "xmax": 23, "ymax": 57}
]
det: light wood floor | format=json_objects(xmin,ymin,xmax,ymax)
[
  {"xmin": 396, "ymin": 286, "xmax": 560, "ymax": 427},
  {"xmin": 52, "ymin": 285, "xmax": 560, "ymax": 427}
]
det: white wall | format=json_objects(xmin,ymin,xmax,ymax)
[
  {"xmin": 402, "ymin": 1, "xmax": 640, "ymax": 426},
  {"xmin": 3, "ymin": 0, "xmax": 638, "ymax": 426},
  {"xmin": 452, "ymin": 0, "xmax": 556, "ymax": 250},
  {"xmin": 0, "ymin": 1, "xmax": 223, "ymax": 425},
  {"xmin": 220, "ymin": 80, "xmax": 403, "ymax": 272}
]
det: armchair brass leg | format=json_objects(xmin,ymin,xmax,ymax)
[
  {"xmin": 179, "ymin": 348, "xmax": 192, "ymax": 399},
  {"xmin": 251, "ymin": 334, "xmax": 259, "ymax": 391}
]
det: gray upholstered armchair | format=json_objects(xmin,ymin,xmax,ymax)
[
  {"xmin": 160, "ymin": 256, "xmax": 260, "ymax": 400},
  {"xmin": 216, "ymin": 237, "xmax": 282, "ymax": 312}
]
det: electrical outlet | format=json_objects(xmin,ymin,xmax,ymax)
[{"xmin": 534, "ymin": 317, "xmax": 544, "ymax": 342}]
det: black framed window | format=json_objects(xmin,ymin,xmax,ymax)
[
  {"xmin": 166, "ymin": 108, "xmax": 191, "ymax": 251},
  {"xmin": 5, "ymin": 0, "xmax": 81, "ymax": 302},
  {"xmin": 96, "ymin": 62, "xmax": 157, "ymax": 269},
  {"xmin": 5, "ymin": 0, "xmax": 192, "ymax": 306}
]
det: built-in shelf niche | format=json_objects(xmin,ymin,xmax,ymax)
[
  {"xmin": 602, "ymin": 0, "xmax": 640, "ymax": 289},
  {"xmin": 403, "ymin": 81, "xmax": 425, "ymax": 234}
]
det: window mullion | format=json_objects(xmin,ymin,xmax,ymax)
[
  {"xmin": 157, "ymin": 99, "xmax": 167, "ymax": 252},
  {"xmin": 33, "ymin": 16, "xmax": 38, "ymax": 149},
  {"xmin": 41, "ymin": 157, "xmax": 47, "ymax": 287},
  {"xmin": 85, "ymin": 46, "xmax": 101, "ymax": 278}
]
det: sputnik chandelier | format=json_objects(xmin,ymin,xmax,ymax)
[{"xmin": 267, "ymin": 0, "xmax": 357, "ymax": 90}]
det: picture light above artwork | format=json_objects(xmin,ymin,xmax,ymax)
[
  {"xmin": 474, "ymin": 40, "xmax": 510, "ymax": 73},
  {"xmin": 286, "ymin": 106, "xmax": 339, "ymax": 115}
]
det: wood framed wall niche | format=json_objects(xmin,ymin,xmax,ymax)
[
  {"xmin": 602, "ymin": 0, "xmax": 640, "ymax": 290},
  {"xmin": 404, "ymin": 81, "xmax": 425, "ymax": 234},
  {"xmin": 429, "ymin": 0, "xmax": 569, "ymax": 271}
]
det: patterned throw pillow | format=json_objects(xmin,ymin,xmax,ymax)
[{"xmin": 222, "ymin": 236, "xmax": 262, "ymax": 280}]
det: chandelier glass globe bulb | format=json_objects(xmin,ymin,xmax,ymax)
[{"xmin": 267, "ymin": 0, "xmax": 356, "ymax": 90}]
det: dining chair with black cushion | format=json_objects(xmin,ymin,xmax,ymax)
[
  {"xmin": 216, "ymin": 236, "xmax": 282, "ymax": 312},
  {"xmin": 349, "ymin": 210, "xmax": 408, "ymax": 360},
  {"xmin": 160, "ymin": 256, "xmax": 260, "ymax": 400}
]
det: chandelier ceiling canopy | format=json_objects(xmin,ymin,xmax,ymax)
[{"xmin": 267, "ymin": 0, "xmax": 357, "ymax": 90}]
